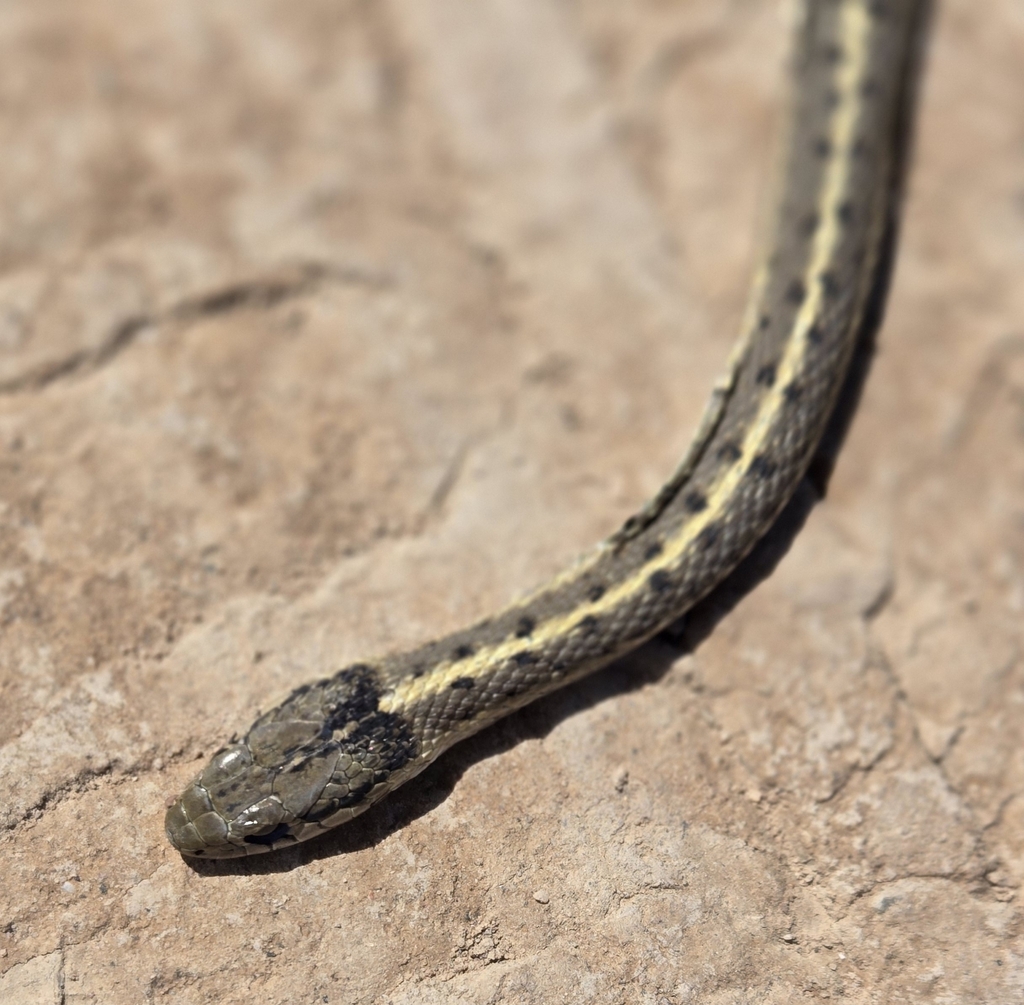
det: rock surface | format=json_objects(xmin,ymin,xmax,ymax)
[{"xmin": 1, "ymin": 0, "xmax": 1023, "ymax": 1002}]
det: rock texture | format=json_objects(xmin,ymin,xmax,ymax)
[{"xmin": 1, "ymin": 0, "xmax": 1023, "ymax": 1002}]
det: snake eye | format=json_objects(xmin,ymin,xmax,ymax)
[{"xmin": 230, "ymin": 796, "xmax": 287, "ymax": 836}]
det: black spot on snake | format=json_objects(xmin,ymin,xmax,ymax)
[
  {"xmin": 785, "ymin": 278, "xmax": 806, "ymax": 305},
  {"xmin": 697, "ymin": 523, "xmax": 721, "ymax": 550},
  {"xmin": 648, "ymin": 569, "xmax": 673, "ymax": 594},
  {"xmin": 577, "ymin": 615, "xmax": 600, "ymax": 633},
  {"xmin": 820, "ymin": 43, "xmax": 842, "ymax": 65},
  {"xmin": 684, "ymin": 491, "xmax": 708, "ymax": 513},
  {"xmin": 837, "ymin": 200, "xmax": 855, "ymax": 226},
  {"xmin": 515, "ymin": 616, "xmax": 535, "ymax": 638},
  {"xmin": 860, "ymin": 78, "xmax": 879, "ymax": 99},
  {"xmin": 807, "ymin": 322, "xmax": 825, "ymax": 345},
  {"xmin": 450, "ymin": 677, "xmax": 475, "ymax": 690},
  {"xmin": 756, "ymin": 363, "xmax": 777, "ymax": 387},
  {"xmin": 644, "ymin": 541, "xmax": 663, "ymax": 561},
  {"xmin": 749, "ymin": 454, "xmax": 778, "ymax": 480},
  {"xmin": 512, "ymin": 650, "xmax": 539, "ymax": 668},
  {"xmin": 717, "ymin": 441, "xmax": 742, "ymax": 463},
  {"xmin": 798, "ymin": 212, "xmax": 819, "ymax": 238},
  {"xmin": 784, "ymin": 382, "xmax": 803, "ymax": 404},
  {"xmin": 813, "ymin": 136, "xmax": 832, "ymax": 159},
  {"xmin": 820, "ymin": 271, "xmax": 840, "ymax": 298},
  {"xmin": 587, "ymin": 583, "xmax": 606, "ymax": 603},
  {"xmin": 452, "ymin": 644, "xmax": 475, "ymax": 661}
]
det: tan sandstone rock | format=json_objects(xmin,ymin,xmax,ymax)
[{"xmin": 1, "ymin": 0, "xmax": 1023, "ymax": 1002}]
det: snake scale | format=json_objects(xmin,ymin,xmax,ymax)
[{"xmin": 166, "ymin": 0, "xmax": 925, "ymax": 858}]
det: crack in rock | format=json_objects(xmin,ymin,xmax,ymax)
[{"xmin": 0, "ymin": 261, "xmax": 391, "ymax": 397}]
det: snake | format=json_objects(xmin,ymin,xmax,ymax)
[{"xmin": 165, "ymin": 0, "xmax": 925, "ymax": 858}]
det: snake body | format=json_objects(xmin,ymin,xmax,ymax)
[{"xmin": 166, "ymin": 0, "xmax": 924, "ymax": 858}]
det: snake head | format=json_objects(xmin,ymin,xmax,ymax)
[{"xmin": 165, "ymin": 666, "xmax": 417, "ymax": 858}]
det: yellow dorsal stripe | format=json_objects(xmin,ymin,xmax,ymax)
[{"xmin": 378, "ymin": 0, "xmax": 874, "ymax": 714}]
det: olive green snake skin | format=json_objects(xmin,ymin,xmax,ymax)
[{"xmin": 166, "ymin": 0, "xmax": 926, "ymax": 858}]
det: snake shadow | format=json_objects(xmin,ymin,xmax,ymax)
[{"xmin": 191, "ymin": 0, "xmax": 935, "ymax": 876}]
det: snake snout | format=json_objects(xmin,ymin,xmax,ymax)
[{"xmin": 165, "ymin": 742, "xmax": 303, "ymax": 858}]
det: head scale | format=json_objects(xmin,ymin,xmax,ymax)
[{"xmin": 165, "ymin": 665, "xmax": 417, "ymax": 858}]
